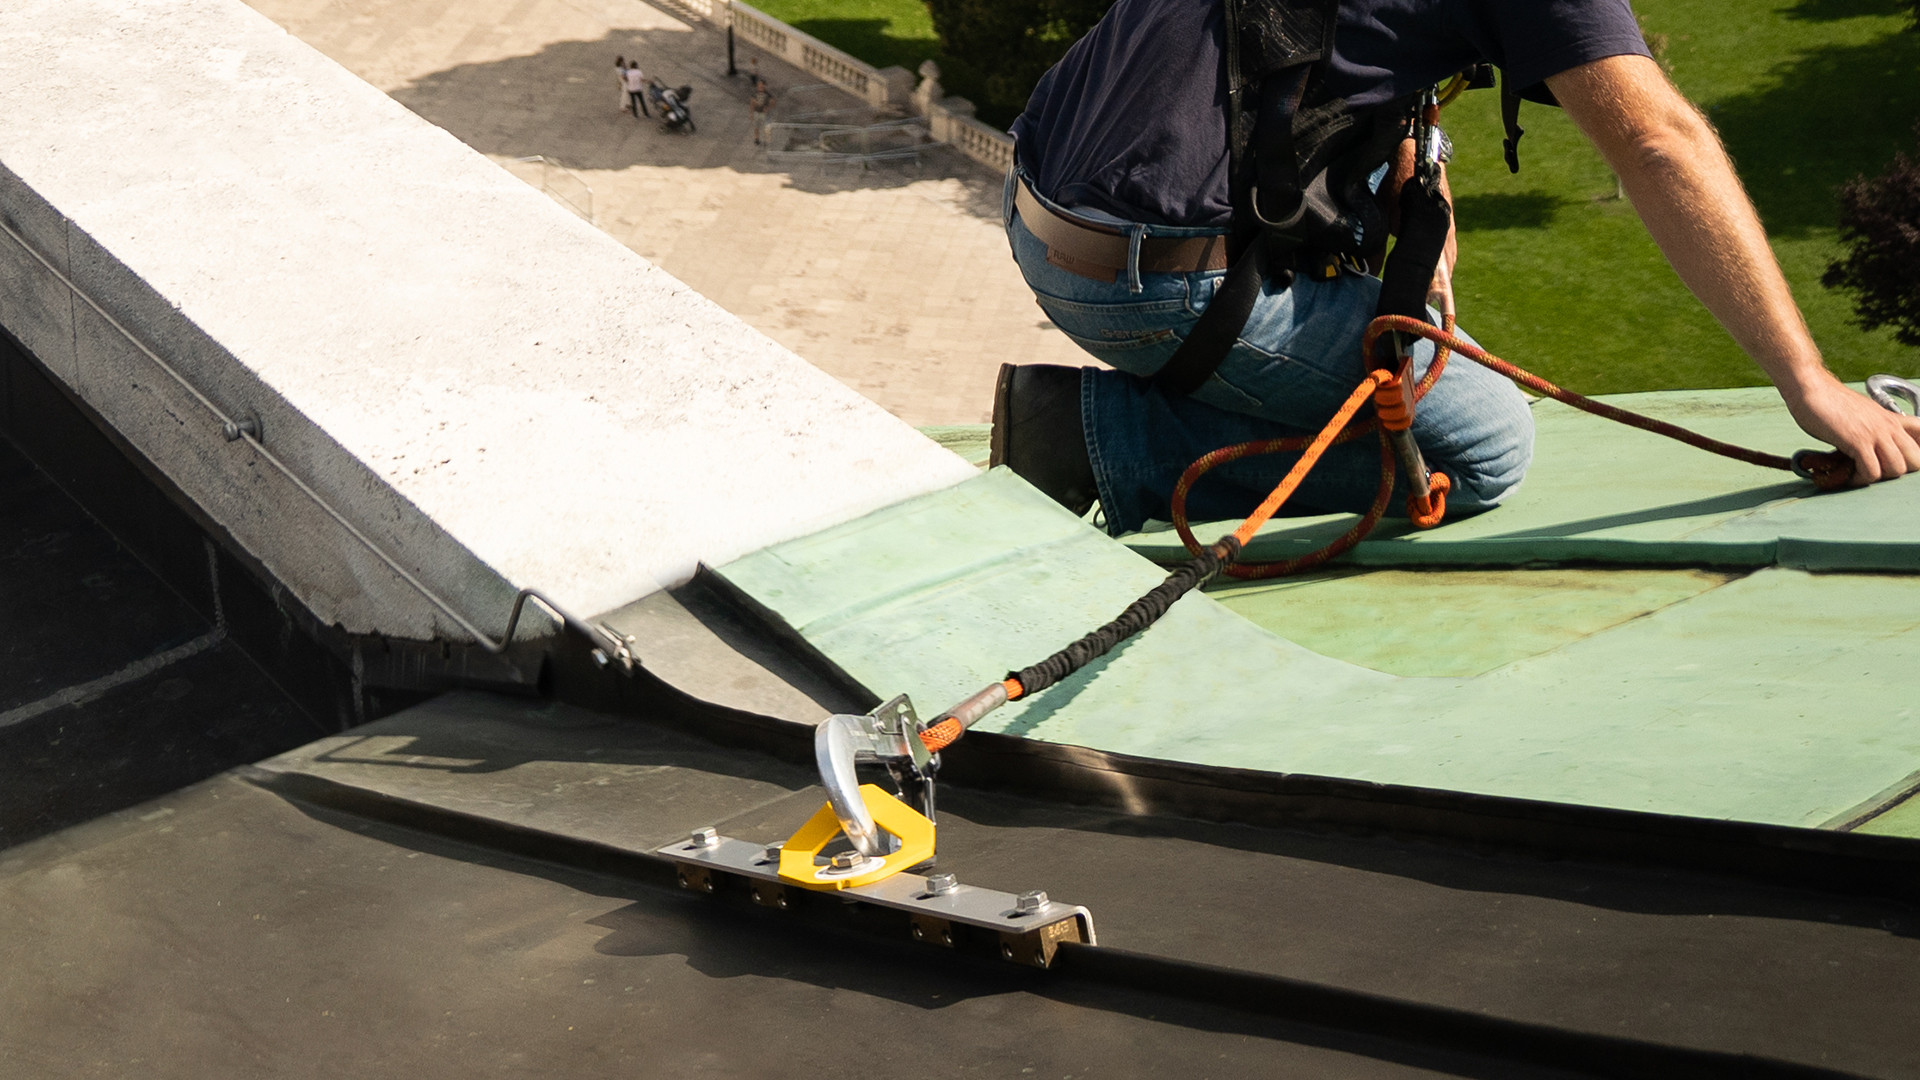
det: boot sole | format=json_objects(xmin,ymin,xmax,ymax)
[{"xmin": 987, "ymin": 362, "xmax": 1016, "ymax": 469}]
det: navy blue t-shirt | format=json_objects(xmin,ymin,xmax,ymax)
[{"xmin": 1011, "ymin": 0, "xmax": 1650, "ymax": 227}]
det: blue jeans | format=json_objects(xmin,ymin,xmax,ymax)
[{"xmin": 1005, "ymin": 176, "xmax": 1533, "ymax": 536}]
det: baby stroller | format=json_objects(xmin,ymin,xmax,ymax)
[{"xmin": 648, "ymin": 80, "xmax": 696, "ymax": 134}]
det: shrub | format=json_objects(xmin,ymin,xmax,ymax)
[
  {"xmin": 1823, "ymin": 124, "xmax": 1920, "ymax": 348},
  {"xmin": 923, "ymin": 0, "xmax": 1115, "ymax": 124}
]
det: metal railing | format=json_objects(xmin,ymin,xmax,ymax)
[
  {"xmin": 780, "ymin": 82, "xmax": 901, "ymax": 124},
  {"xmin": 761, "ymin": 119, "xmax": 931, "ymax": 169},
  {"xmin": 510, "ymin": 156, "xmax": 595, "ymax": 225}
]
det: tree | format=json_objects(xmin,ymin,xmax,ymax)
[
  {"xmin": 1823, "ymin": 124, "xmax": 1920, "ymax": 348},
  {"xmin": 923, "ymin": 0, "xmax": 1115, "ymax": 124}
]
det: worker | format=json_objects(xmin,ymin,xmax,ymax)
[{"xmin": 993, "ymin": 0, "xmax": 1920, "ymax": 536}]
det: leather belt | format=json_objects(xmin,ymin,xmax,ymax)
[{"xmin": 1014, "ymin": 179, "xmax": 1230, "ymax": 282}]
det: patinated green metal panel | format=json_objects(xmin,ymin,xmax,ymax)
[{"xmin": 719, "ymin": 390, "xmax": 1920, "ymax": 829}]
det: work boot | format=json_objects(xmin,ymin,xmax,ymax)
[{"xmin": 989, "ymin": 364, "xmax": 1098, "ymax": 516}]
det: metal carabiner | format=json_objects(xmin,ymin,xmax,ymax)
[
  {"xmin": 1413, "ymin": 86, "xmax": 1445, "ymax": 195},
  {"xmin": 1866, "ymin": 374, "xmax": 1920, "ymax": 417},
  {"xmin": 810, "ymin": 695, "xmax": 935, "ymax": 859}
]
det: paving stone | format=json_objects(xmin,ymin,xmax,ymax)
[{"xmin": 243, "ymin": 0, "xmax": 1087, "ymax": 426}]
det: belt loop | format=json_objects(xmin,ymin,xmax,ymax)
[{"xmin": 1125, "ymin": 224, "xmax": 1145, "ymax": 294}]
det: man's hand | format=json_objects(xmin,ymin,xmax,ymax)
[
  {"xmin": 1547, "ymin": 54, "xmax": 1920, "ymax": 485},
  {"xmin": 1782, "ymin": 374, "xmax": 1920, "ymax": 484}
]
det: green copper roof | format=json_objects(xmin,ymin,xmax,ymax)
[{"xmin": 716, "ymin": 389, "xmax": 1920, "ymax": 831}]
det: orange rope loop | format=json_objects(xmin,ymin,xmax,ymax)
[{"xmin": 1168, "ymin": 313, "xmax": 1853, "ymax": 580}]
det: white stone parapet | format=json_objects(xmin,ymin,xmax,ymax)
[{"xmin": 0, "ymin": 0, "xmax": 976, "ymax": 644}]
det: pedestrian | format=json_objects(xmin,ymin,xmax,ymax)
[
  {"xmin": 990, "ymin": 0, "xmax": 1920, "ymax": 531},
  {"xmin": 748, "ymin": 76, "xmax": 775, "ymax": 145},
  {"xmin": 613, "ymin": 55, "xmax": 628, "ymax": 111},
  {"xmin": 623, "ymin": 60, "xmax": 651, "ymax": 119}
]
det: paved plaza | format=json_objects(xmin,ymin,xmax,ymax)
[{"xmin": 242, "ymin": 0, "xmax": 1086, "ymax": 425}]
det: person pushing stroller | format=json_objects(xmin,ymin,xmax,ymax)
[{"xmin": 648, "ymin": 79, "xmax": 696, "ymax": 134}]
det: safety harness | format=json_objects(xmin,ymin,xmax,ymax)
[{"xmin": 1158, "ymin": 0, "xmax": 1443, "ymax": 396}]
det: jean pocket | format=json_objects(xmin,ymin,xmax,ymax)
[{"xmin": 1035, "ymin": 292, "xmax": 1194, "ymax": 351}]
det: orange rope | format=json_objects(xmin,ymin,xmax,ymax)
[
  {"xmin": 1229, "ymin": 372, "xmax": 1387, "ymax": 547},
  {"xmin": 1167, "ymin": 315, "xmax": 1456, "ymax": 578},
  {"xmin": 919, "ymin": 717, "xmax": 962, "ymax": 752},
  {"xmin": 1364, "ymin": 316, "xmax": 1855, "ymax": 489},
  {"xmin": 1167, "ymin": 313, "xmax": 1854, "ymax": 578}
]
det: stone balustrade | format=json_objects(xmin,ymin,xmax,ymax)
[{"xmin": 693, "ymin": 2, "xmax": 1016, "ymax": 174}]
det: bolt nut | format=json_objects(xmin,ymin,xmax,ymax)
[
  {"xmin": 829, "ymin": 850, "xmax": 863, "ymax": 870},
  {"xmin": 924, "ymin": 872, "xmax": 958, "ymax": 896},
  {"xmin": 1014, "ymin": 890, "xmax": 1047, "ymax": 914},
  {"xmin": 688, "ymin": 827, "xmax": 719, "ymax": 849},
  {"xmin": 760, "ymin": 842, "xmax": 784, "ymax": 864}
]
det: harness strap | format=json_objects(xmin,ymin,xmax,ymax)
[
  {"xmin": 1248, "ymin": 66, "xmax": 1316, "ymax": 232},
  {"xmin": 1150, "ymin": 237, "xmax": 1280, "ymax": 397},
  {"xmin": 1500, "ymin": 72, "xmax": 1526, "ymax": 174},
  {"xmin": 1373, "ymin": 176, "xmax": 1452, "ymax": 334}
]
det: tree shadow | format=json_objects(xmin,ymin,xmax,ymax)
[
  {"xmin": 383, "ymin": 28, "xmax": 1002, "ymax": 206},
  {"xmin": 1710, "ymin": 26, "xmax": 1920, "ymax": 236},
  {"xmin": 1452, "ymin": 191, "xmax": 1562, "ymax": 232}
]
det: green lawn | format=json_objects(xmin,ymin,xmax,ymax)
[
  {"xmin": 754, "ymin": 0, "xmax": 1920, "ymax": 391},
  {"xmin": 1444, "ymin": 0, "xmax": 1920, "ymax": 390},
  {"xmin": 743, "ymin": 0, "xmax": 940, "ymax": 79}
]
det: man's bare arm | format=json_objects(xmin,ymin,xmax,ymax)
[{"xmin": 1546, "ymin": 54, "xmax": 1920, "ymax": 484}]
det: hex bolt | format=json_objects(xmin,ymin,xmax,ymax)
[
  {"xmin": 1014, "ymin": 890, "xmax": 1047, "ymax": 915},
  {"xmin": 911, "ymin": 924, "xmax": 925, "ymax": 942},
  {"xmin": 829, "ymin": 850, "xmax": 863, "ymax": 870},
  {"xmin": 760, "ymin": 842, "xmax": 784, "ymax": 864},
  {"xmin": 688, "ymin": 827, "xmax": 719, "ymax": 849},
  {"xmin": 925, "ymin": 872, "xmax": 958, "ymax": 896}
]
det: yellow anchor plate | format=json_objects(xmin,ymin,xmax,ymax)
[{"xmin": 776, "ymin": 784, "xmax": 935, "ymax": 891}]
